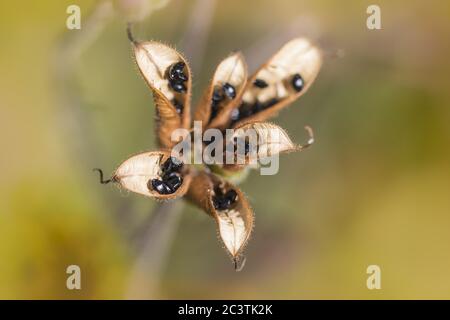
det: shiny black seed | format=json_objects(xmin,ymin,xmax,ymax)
[
  {"xmin": 162, "ymin": 156, "xmax": 183, "ymax": 173},
  {"xmin": 213, "ymin": 197, "xmax": 227, "ymax": 210},
  {"xmin": 292, "ymin": 73, "xmax": 304, "ymax": 92},
  {"xmin": 223, "ymin": 83, "xmax": 236, "ymax": 99},
  {"xmin": 168, "ymin": 62, "xmax": 188, "ymax": 82},
  {"xmin": 169, "ymin": 80, "xmax": 187, "ymax": 93},
  {"xmin": 163, "ymin": 172, "xmax": 183, "ymax": 192},
  {"xmin": 172, "ymin": 99, "xmax": 183, "ymax": 114},
  {"xmin": 225, "ymin": 190, "xmax": 238, "ymax": 203},
  {"xmin": 150, "ymin": 179, "xmax": 172, "ymax": 194},
  {"xmin": 212, "ymin": 88, "xmax": 224, "ymax": 102},
  {"xmin": 213, "ymin": 188, "xmax": 238, "ymax": 210},
  {"xmin": 210, "ymin": 99, "xmax": 220, "ymax": 119},
  {"xmin": 210, "ymin": 88, "xmax": 224, "ymax": 120},
  {"xmin": 253, "ymin": 78, "xmax": 268, "ymax": 88}
]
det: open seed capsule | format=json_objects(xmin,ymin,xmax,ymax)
[
  {"xmin": 162, "ymin": 156, "xmax": 183, "ymax": 173},
  {"xmin": 113, "ymin": 151, "xmax": 190, "ymax": 199},
  {"xmin": 230, "ymin": 38, "xmax": 322, "ymax": 127},
  {"xmin": 168, "ymin": 62, "xmax": 188, "ymax": 82},
  {"xmin": 132, "ymin": 41, "xmax": 192, "ymax": 147}
]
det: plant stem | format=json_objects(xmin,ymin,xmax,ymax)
[
  {"xmin": 125, "ymin": 200, "xmax": 184, "ymax": 299},
  {"xmin": 125, "ymin": 0, "xmax": 217, "ymax": 299}
]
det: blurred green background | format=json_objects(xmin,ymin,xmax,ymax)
[{"xmin": 1, "ymin": 0, "xmax": 450, "ymax": 299}]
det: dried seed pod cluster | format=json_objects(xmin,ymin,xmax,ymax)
[{"xmin": 98, "ymin": 33, "xmax": 322, "ymax": 269}]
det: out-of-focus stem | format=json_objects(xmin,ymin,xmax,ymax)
[
  {"xmin": 125, "ymin": 200, "xmax": 184, "ymax": 299},
  {"xmin": 54, "ymin": 0, "xmax": 114, "ymax": 167},
  {"xmin": 125, "ymin": 0, "xmax": 217, "ymax": 299},
  {"xmin": 180, "ymin": 0, "xmax": 217, "ymax": 74}
]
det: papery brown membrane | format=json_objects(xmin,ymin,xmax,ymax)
[
  {"xmin": 132, "ymin": 41, "xmax": 192, "ymax": 147},
  {"xmin": 187, "ymin": 171, "xmax": 254, "ymax": 258},
  {"xmin": 113, "ymin": 150, "xmax": 191, "ymax": 200},
  {"xmin": 230, "ymin": 38, "xmax": 322, "ymax": 128},
  {"xmin": 193, "ymin": 52, "xmax": 247, "ymax": 131}
]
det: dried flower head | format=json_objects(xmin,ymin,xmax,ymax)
[{"xmin": 96, "ymin": 29, "xmax": 322, "ymax": 270}]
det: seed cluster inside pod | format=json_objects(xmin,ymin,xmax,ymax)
[
  {"xmin": 228, "ymin": 38, "xmax": 322, "ymax": 127},
  {"xmin": 167, "ymin": 61, "xmax": 188, "ymax": 114},
  {"xmin": 210, "ymin": 82, "xmax": 236, "ymax": 120},
  {"xmin": 149, "ymin": 156, "xmax": 184, "ymax": 195},
  {"xmin": 193, "ymin": 52, "xmax": 247, "ymax": 130},
  {"xmin": 212, "ymin": 186, "xmax": 239, "ymax": 211},
  {"xmin": 106, "ymin": 36, "xmax": 323, "ymax": 267},
  {"xmin": 230, "ymin": 72, "xmax": 304, "ymax": 125}
]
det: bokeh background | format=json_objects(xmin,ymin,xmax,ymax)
[{"xmin": 1, "ymin": 0, "xmax": 450, "ymax": 299}]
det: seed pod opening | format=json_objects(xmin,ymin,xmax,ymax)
[
  {"xmin": 186, "ymin": 172, "xmax": 254, "ymax": 258},
  {"xmin": 133, "ymin": 41, "xmax": 192, "ymax": 147},
  {"xmin": 222, "ymin": 122, "xmax": 298, "ymax": 172},
  {"xmin": 230, "ymin": 38, "xmax": 322, "ymax": 128},
  {"xmin": 113, "ymin": 151, "xmax": 191, "ymax": 200},
  {"xmin": 194, "ymin": 52, "xmax": 247, "ymax": 131}
]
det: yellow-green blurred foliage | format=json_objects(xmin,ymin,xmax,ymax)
[{"xmin": 0, "ymin": 0, "xmax": 449, "ymax": 299}]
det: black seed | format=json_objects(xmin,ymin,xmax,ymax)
[
  {"xmin": 225, "ymin": 190, "xmax": 238, "ymax": 203},
  {"xmin": 212, "ymin": 88, "xmax": 224, "ymax": 102},
  {"xmin": 169, "ymin": 80, "xmax": 187, "ymax": 93},
  {"xmin": 150, "ymin": 179, "xmax": 172, "ymax": 195},
  {"xmin": 162, "ymin": 156, "xmax": 183, "ymax": 173},
  {"xmin": 210, "ymin": 100, "xmax": 220, "ymax": 119},
  {"xmin": 172, "ymin": 99, "xmax": 183, "ymax": 114},
  {"xmin": 292, "ymin": 73, "xmax": 304, "ymax": 92},
  {"xmin": 213, "ymin": 188, "xmax": 238, "ymax": 211},
  {"xmin": 253, "ymin": 78, "xmax": 268, "ymax": 88},
  {"xmin": 210, "ymin": 88, "xmax": 224, "ymax": 120},
  {"xmin": 223, "ymin": 83, "xmax": 236, "ymax": 99},
  {"xmin": 163, "ymin": 172, "xmax": 183, "ymax": 192},
  {"xmin": 168, "ymin": 62, "xmax": 188, "ymax": 82}
]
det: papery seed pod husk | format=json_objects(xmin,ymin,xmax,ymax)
[
  {"xmin": 113, "ymin": 150, "xmax": 191, "ymax": 200},
  {"xmin": 186, "ymin": 171, "xmax": 254, "ymax": 258},
  {"xmin": 231, "ymin": 38, "xmax": 322, "ymax": 128},
  {"xmin": 193, "ymin": 52, "xmax": 247, "ymax": 131},
  {"xmin": 223, "ymin": 122, "xmax": 298, "ymax": 171},
  {"xmin": 133, "ymin": 41, "xmax": 192, "ymax": 148}
]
